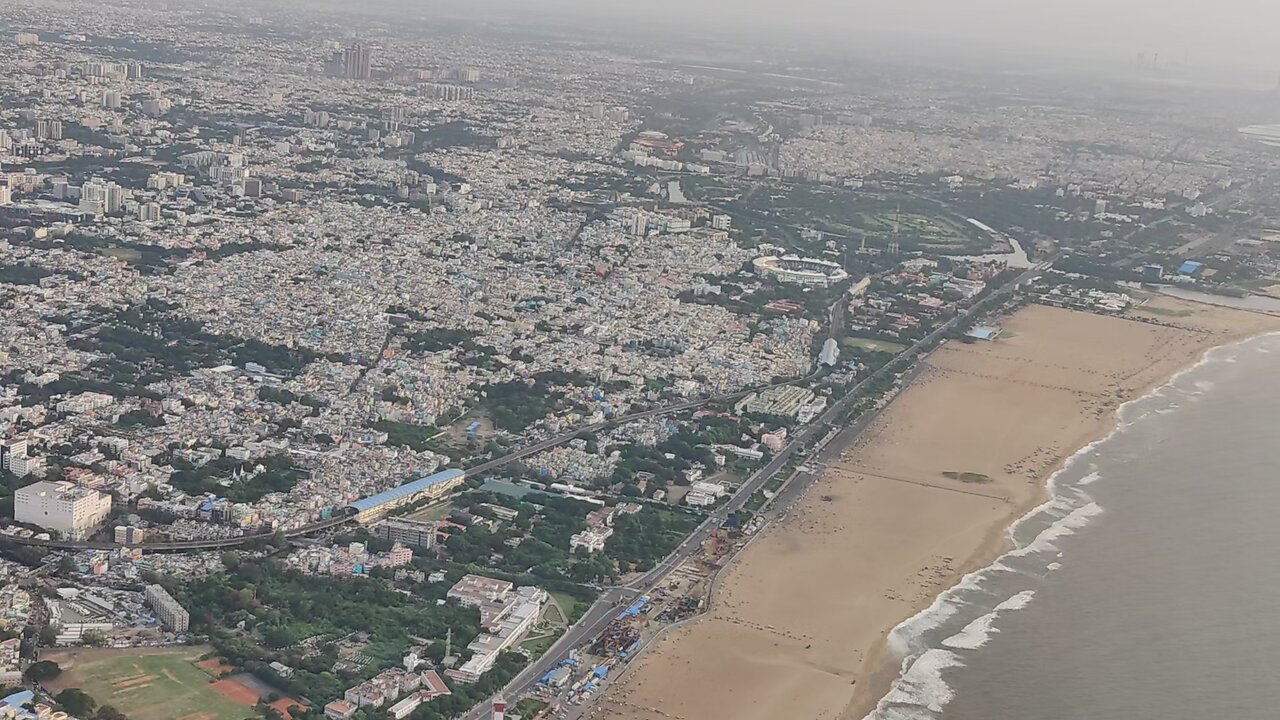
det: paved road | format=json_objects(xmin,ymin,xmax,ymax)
[
  {"xmin": 0, "ymin": 513, "xmax": 355, "ymax": 552},
  {"xmin": 464, "ymin": 260, "xmax": 1050, "ymax": 718}
]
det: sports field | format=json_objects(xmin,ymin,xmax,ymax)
[
  {"xmin": 42, "ymin": 646, "xmax": 256, "ymax": 720},
  {"xmin": 842, "ymin": 337, "xmax": 908, "ymax": 354}
]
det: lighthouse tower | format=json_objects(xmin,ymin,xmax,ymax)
[{"xmin": 491, "ymin": 696, "xmax": 506, "ymax": 720}]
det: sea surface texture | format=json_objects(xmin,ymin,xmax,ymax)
[{"xmin": 866, "ymin": 331, "xmax": 1280, "ymax": 720}]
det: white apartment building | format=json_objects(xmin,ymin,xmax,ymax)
[
  {"xmin": 0, "ymin": 438, "xmax": 27, "ymax": 472},
  {"xmin": 144, "ymin": 584, "xmax": 190, "ymax": 633},
  {"xmin": 14, "ymin": 480, "xmax": 112, "ymax": 540},
  {"xmin": 570, "ymin": 526, "xmax": 613, "ymax": 554}
]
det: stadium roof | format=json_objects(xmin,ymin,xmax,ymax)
[{"xmin": 348, "ymin": 469, "xmax": 465, "ymax": 512}]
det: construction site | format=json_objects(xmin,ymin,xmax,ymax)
[{"xmin": 525, "ymin": 526, "xmax": 742, "ymax": 718}]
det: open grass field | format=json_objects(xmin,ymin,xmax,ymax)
[
  {"xmin": 550, "ymin": 591, "xmax": 586, "ymax": 624},
  {"xmin": 519, "ymin": 634, "xmax": 556, "ymax": 657},
  {"xmin": 402, "ymin": 499, "xmax": 454, "ymax": 523},
  {"xmin": 99, "ymin": 247, "xmax": 144, "ymax": 262},
  {"xmin": 842, "ymin": 337, "xmax": 908, "ymax": 354},
  {"xmin": 42, "ymin": 646, "xmax": 256, "ymax": 720}
]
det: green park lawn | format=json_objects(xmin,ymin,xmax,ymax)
[{"xmin": 43, "ymin": 646, "xmax": 251, "ymax": 720}]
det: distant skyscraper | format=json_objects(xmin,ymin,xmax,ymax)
[
  {"xmin": 344, "ymin": 43, "xmax": 372, "ymax": 80},
  {"xmin": 35, "ymin": 119, "xmax": 62, "ymax": 141}
]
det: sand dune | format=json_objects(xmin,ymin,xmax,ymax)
[{"xmin": 594, "ymin": 301, "xmax": 1280, "ymax": 720}]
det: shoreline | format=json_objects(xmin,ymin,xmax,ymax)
[
  {"xmin": 847, "ymin": 321, "xmax": 1280, "ymax": 720},
  {"xmin": 596, "ymin": 298, "xmax": 1280, "ymax": 720}
]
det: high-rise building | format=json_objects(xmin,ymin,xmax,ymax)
[
  {"xmin": 344, "ymin": 43, "xmax": 372, "ymax": 80},
  {"xmin": 144, "ymin": 584, "xmax": 190, "ymax": 632},
  {"xmin": 102, "ymin": 90, "xmax": 122, "ymax": 109},
  {"xmin": 0, "ymin": 438, "xmax": 27, "ymax": 471},
  {"xmin": 35, "ymin": 119, "xmax": 63, "ymax": 141},
  {"xmin": 137, "ymin": 203, "xmax": 161, "ymax": 222},
  {"xmin": 0, "ymin": 183, "xmax": 10, "ymax": 206},
  {"xmin": 140, "ymin": 98, "xmax": 171, "ymax": 116},
  {"xmin": 15, "ymin": 33, "xmax": 39, "ymax": 46},
  {"xmin": 420, "ymin": 84, "xmax": 474, "ymax": 101},
  {"xmin": 374, "ymin": 518, "xmax": 437, "ymax": 549},
  {"xmin": 115, "ymin": 525, "xmax": 147, "ymax": 544},
  {"xmin": 14, "ymin": 480, "xmax": 112, "ymax": 540},
  {"xmin": 80, "ymin": 178, "xmax": 127, "ymax": 215}
]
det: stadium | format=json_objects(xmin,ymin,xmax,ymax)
[{"xmin": 752, "ymin": 255, "xmax": 851, "ymax": 287}]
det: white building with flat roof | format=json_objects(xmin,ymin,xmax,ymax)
[
  {"xmin": 570, "ymin": 526, "xmax": 613, "ymax": 554},
  {"xmin": 144, "ymin": 584, "xmax": 189, "ymax": 633},
  {"xmin": 15, "ymin": 480, "xmax": 111, "ymax": 540}
]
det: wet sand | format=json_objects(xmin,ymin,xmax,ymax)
[{"xmin": 593, "ymin": 300, "xmax": 1280, "ymax": 720}]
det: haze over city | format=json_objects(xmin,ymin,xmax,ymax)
[{"xmin": 361, "ymin": 0, "xmax": 1280, "ymax": 78}]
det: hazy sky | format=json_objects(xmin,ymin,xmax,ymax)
[{"xmin": 475, "ymin": 0, "xmax": 1280, "ymax": 74}]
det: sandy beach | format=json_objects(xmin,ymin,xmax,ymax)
[{"xmin": 593, "ymin": 298, "xmax": 1280, "ymax": 720}]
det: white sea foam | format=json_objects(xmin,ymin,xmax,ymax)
[
  {"xmin": 863, "ymin": 331, "xmax": 1280, "ymax": 720},
  {"xmin": 884, "ymin": 561, "xmax": 1015, "ymax": 656},
  {"xmin": 880, "ymin": 649, "xmax": 963, "ymax": 713},
  {"xmin": 995, "ymin": 590, "xmax": 1037, "ymax": 612},
  {"xmin": 940, "ymin": 590, "xmax": 1038, "ymax": 650},
  {"xmin": 1077, "ymin": 471, "xmax": 1102, "ymax": 486},
  {"xmin": 940, "ymin": 612, "xmax": 1000, "ymax": 650},
  {"xmin": 1008, "ymin": 502, "xmax": 1103, "ymax": 558}
]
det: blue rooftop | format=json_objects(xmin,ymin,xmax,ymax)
[
  {"xmin": 619, "ymin": 595, "xmax": 651, "ymax": 619},
  {"xmin": 0, "ymin": 689, "xmax": 34, "ymax": 708},
  {"xmin": 1178, "ymin": 260, "xmax": 1204, "ymax": 274},
  {"xmin": 348, "ymin": 469, "xmax": 465, "ymax": 512}
]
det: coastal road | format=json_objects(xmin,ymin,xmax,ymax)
[{"xmin": 466, "ymin": 260, "xmax": 1052, "ymax": 717}]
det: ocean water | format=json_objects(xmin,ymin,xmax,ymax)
[{"xmin": 864, "ymin": 331, "xmax": 1280, "ymax": 720}]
